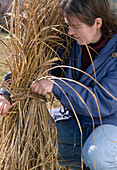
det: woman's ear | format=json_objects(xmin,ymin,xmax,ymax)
[{"xmin": 95, "ymin": 18, "xmax": 102, "ymax": 29}]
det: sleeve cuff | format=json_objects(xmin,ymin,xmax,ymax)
[{"xmin": 0, "ymin": 89, "xmax": 11, "ymax": 97}]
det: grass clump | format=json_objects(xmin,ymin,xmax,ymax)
[{"xmin": 0, "ymin": 0, "xmax": 70, "ymax": 169}]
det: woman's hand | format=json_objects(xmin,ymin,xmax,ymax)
[
  {"xmin": 0, "ymin": 95, "xmax": 10, "ymax": 115},
  {"xmin": 31, "ymin": 79, "xmax": 54, "ymax": 96}
]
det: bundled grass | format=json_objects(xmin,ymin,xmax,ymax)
[
  {"xmin": 1, "ymin": 1, "xmax": 116, "ymax": 170},
  {"xmin": 0, "ymin": 0, "xmax": 71, "ymax": 169}
]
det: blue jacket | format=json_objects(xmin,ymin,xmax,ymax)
[
  {"xmin": 1, "ymin": 34, "xmax": 117, "ymax": 128},
  {"xmin": 52, "ymin": 33, "xmax": 117, "ymax": 127}
]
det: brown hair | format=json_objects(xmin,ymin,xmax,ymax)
[{"xmin": 59, "ymin": 0, "xmax": 117, "ymax": 37}]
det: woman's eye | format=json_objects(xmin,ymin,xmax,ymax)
[{"xmin": 74, "ymin": 26, "xmax": 81, "ymax": 29}]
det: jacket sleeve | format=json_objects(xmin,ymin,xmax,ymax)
[
  {"xmin": 52, "ymin": 67, "xmax": 117, "ymax": 118},
  {"xmin": 0, "ymin": 72, "xmax": 12, "ymax": 97}
]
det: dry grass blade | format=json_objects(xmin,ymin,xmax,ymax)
[{"xmin": 0, "ymin": 0, "xmax": 71, "ymax": 169}]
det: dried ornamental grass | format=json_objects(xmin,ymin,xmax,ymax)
[
  {"xmin": 2, "ymin": 1, "xmax": 116, "ymax": 170},
  {"xmin": 0, "ymin": 0, "xmax": 71, "ymax": 169}
]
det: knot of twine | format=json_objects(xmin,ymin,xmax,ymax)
[{"xmin": 11, "ymin": 91, "xmax": 47, "ymax": 102}]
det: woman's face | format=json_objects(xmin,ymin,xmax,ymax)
[{"xmin": 64, "ymin": 16, "xmax": 102, "ymax": 45}]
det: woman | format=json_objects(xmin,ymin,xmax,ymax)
[{"xmin": 0, "ymin": 0, "xmax": 117, "ymax": 169}]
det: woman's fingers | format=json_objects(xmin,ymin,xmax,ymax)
[
  {"xmin": 0, "ymin": 95, "xmax": 10, "ymax": 115},
  {"xmin": 32, "ymin": 82, "xmax": 39, "ymax": 93},
  {"xmin": 2, "ymin": 103, "xmax": 10, "ymax": 115},
  {"xmin": 0, "ymin": 101, "xmax": 3, "ymax": 115},
  {"xmin": 31, "ymin": 79, "xmax": 54, "ymax": 95}
]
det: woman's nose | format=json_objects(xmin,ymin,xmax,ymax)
[{"xmin": 68, "ymin": 27, "xmax": 75, "ymax": 35}]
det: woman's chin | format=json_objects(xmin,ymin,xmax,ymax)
[{"xmin": 76, "ymin": 41, "xmax": 85, "ymax": 45}]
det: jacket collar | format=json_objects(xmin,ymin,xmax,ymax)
[{"xmin": 79, "ymin": 33, "xmax": 117, "ymax": 84}]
